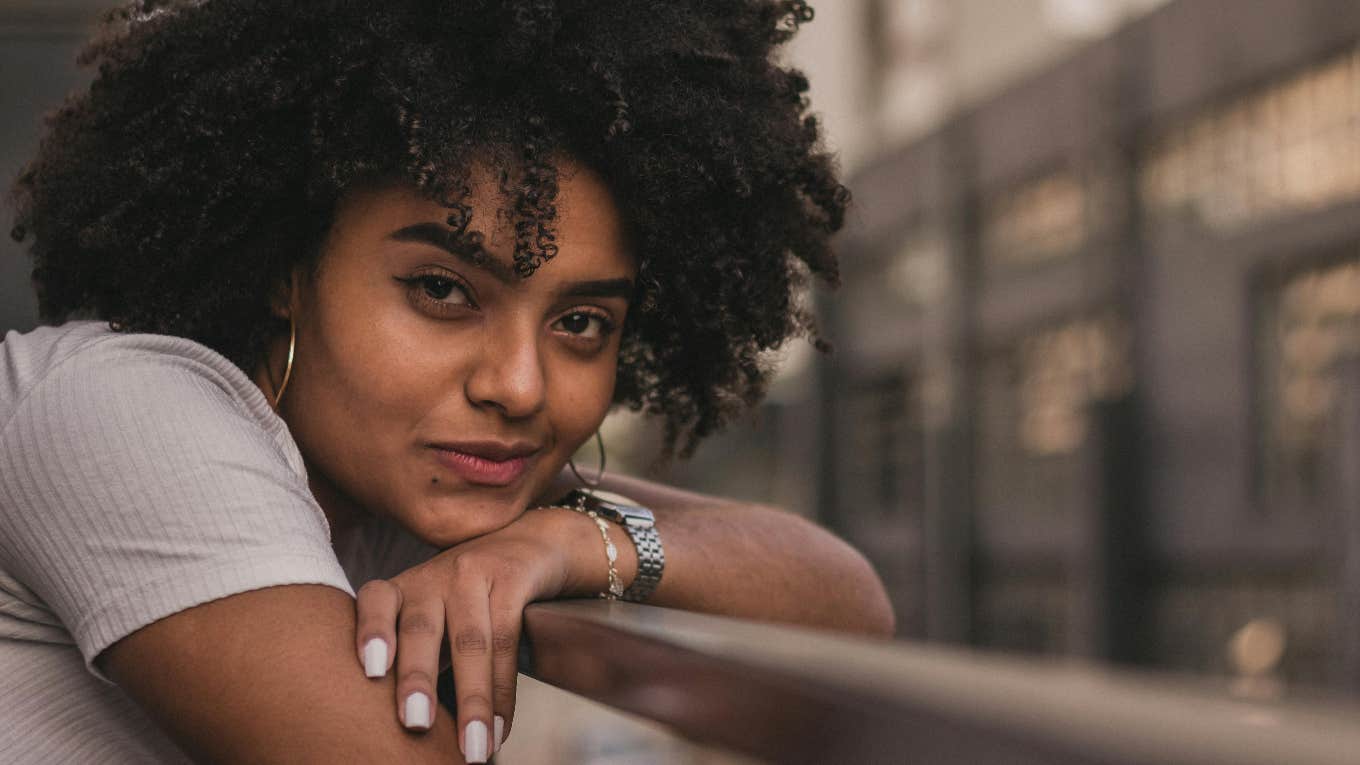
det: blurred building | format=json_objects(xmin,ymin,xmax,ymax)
[
  {"xmin": 794, "ymin": 0, "xmax": 1360, "ymax": 698},
  {"xmin": 618, "ymin": 0, "xmax": 1360, "ymax": 702}
]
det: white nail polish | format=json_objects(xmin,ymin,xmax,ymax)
[
  {"xmin": 404, "ymin": 693, "xmax": 432, "ymax": 730},
  {"xmin": 464, "ymin": 719, "xmax": 489, "ymax": 763},
  {"xmin": 362, "ymin": 638, "xmax": 387, "ymax": 678},
  {"xmin": 493, "ymin": 715, "xmax": 505, "ymax": 753}
]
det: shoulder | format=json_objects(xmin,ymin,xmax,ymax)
[
  {"xmin": 0, "ymin": 323, "xmax": 316, "ymax": 543},
  {"xmin": 0, "ymin": 321, "xmax": 298, "ymax": 473},
  {"xmin": 3, "ymin": 322, "xmax": 274, "ymax": 432},
  {"xmin": 0, "ymin": 323, "xmax": 348, "ymax": 682}
]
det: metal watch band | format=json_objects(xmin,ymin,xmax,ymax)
[
  {"xmin": 619, "ymin": 521, "xmax": 664, "ymax": 602},
  {"xmin": 561, "ymin": 489, "xmax": 665, "ymax": 603}
]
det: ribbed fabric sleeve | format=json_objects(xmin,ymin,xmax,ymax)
[{"xmin": 0, "ymin": 325, "xmax": 355, "ymax": 688}]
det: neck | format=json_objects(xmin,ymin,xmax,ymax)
[
  {"xmin": 305, "ymin": 464, "xmax": 365, "ymax": 546},
  {"xmin": 250, "ymin": 344, "xmax": 361, "ymax": 547}
]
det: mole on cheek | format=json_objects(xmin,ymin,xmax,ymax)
[{"xmin": 431, "ymin": 477, "xmax": 438, "ymax": 484}]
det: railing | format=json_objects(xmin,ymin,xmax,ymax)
[{"xmin": 519, "ymin": 601, "xmax": 1360, "ymax": 765}]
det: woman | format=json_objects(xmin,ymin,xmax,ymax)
[{"xmin": 0, "ymin": 1, "xmax": 892, "ymax": 762}]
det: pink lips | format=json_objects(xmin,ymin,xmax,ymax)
[{"xmin": 427, "ymin": 441, "xmax": 539, "ymax": 487}]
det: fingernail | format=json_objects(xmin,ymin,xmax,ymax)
[
  {"xmin": 493, "ymin": 715, "xmax": 505, "ymax": 753},
  {"xmin": 464, "ymin": 719, "xmax": 489, "ymax": 763},
  {"xmin": 404, "ymin": 692, "xmax": 431, "ymax": 730},
  {"xmin": 362, "ymin": 638, "xmax": 387, "ymax": 678}
]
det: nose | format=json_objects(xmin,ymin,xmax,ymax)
[{"xmin": 464, "ymin": 321, "xmax": 547, "ymax": 420}]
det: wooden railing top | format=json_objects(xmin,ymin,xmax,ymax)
[{"xmin": 522, "ymin": 601, "xmax": 1360, "ymax": 765}]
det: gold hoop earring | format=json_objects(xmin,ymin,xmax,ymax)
[
  {"xmin": 569, "ymin": 430, "xmax": 606, "ymax": 490},
  {"xmin": 272, "ymin": 317, "xmax": 296, "ymax": 410}
]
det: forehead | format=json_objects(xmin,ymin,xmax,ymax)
[{"xmin": 330, "ymin": 160, "xmax": 635, "ymax": 279}]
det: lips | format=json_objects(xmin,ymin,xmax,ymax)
[{"xmin": 427, "ymin": 440, "xmax": 541, "ymax": 487}]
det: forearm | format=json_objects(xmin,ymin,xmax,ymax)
[
  {"xmin": 548, "ymin": 473, "xmax": 896, "ymax": 637},
  {"xmin": 103, "ymin": 585, "xmax": 465, "ymax": 764}
]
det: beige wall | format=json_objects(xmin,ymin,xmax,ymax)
[{"xmin": 782, "ymin": 0, "xmax": 1174, "ymax": 177}]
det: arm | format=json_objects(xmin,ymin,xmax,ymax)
[
  {"xmin": 349, "ymin": 471, "xmax": 894, "ymax": 753},
  {"xmin": 563, "ymin": 472, "xmax": 897, "ymax": 637},
  {"xmin": 1, "ymin": 343, "xmax": 465, "ymax": 762},
  {"xmin": 100, "ymin": 585, "xmax": 465, "ymax": 764}
]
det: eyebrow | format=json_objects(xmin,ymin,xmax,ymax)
[
  {"xmin": 559, "ymin": 278, "xmax": 635, "ymax": 300},
  {"xmin": 388, "ymin": 223, "xmax": 516, "ymax": 283},
  {"xmin": 388, "ymin": 222, "xmax": 635, "ymax": 300}
]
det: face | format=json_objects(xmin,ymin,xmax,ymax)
[{"xmin": 267, "ymin": 160, "xmax": 635, "ymax": 547}]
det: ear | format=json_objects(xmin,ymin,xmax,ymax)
[{"xmin": 268, "ymin": 268, "xmax": 303, "ymax": 321}]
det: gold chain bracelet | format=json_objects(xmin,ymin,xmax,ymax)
[{"xmin": 549, "ymin": 502, "xmax": 624, "ymax": 600}]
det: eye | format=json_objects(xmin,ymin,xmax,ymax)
[
  {"xmin": 394, "ymin": 272, "xmax": 477, "ymax": 314},
  {"xmin": 414, "ymin": 275, "xmax": 472, "ymax": 306},
  {"xmin": 553, "ymin": 311, "xmax": 613, "ymax": 341}
]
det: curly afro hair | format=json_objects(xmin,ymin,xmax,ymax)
[{"xmin": 10, "ymin": 0, "xmax": 847, "ymax": 456}]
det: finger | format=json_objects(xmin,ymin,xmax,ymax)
[
  {"xmin": 355, "ymin": 580, "xmax": 402, "ymax": 678},
  {"xmin": 488, "ymin": 591, "xmax": 526, "ymax": 754},
  {"xmin": 394, "ymin": 598, "xmax": 446, "ymax": 733},
  {"xmin": 446, "ymin": 574, "xmax": 494, "ymax": 764}
]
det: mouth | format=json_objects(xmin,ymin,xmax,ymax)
[{"xmin": 426, "ymin": 440, "xmax": 541, "ymax": 487}]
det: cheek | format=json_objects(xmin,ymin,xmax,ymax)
[
  {"xmin": 314, "ymin": 289, "xmax": 454, "ymax": 412},
  {"xmin": 291, "ymin": 288, "xmax": 460, "ymax": 487},
  {"xmin": 548, "ymin": 357, "xmax": 618, "ymax": 443}
]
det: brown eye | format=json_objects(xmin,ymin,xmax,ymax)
[
  {"xmin": 394, "ymin": 272, "xmax": 477, "ymax": 314},
  {"xmin": 561, "ymin": 313, "xmax": 592, "ymax": 334},
  {"xmin": 418, "ymin": 276, "xmax": 471, "ymax": 305},
  {"xmin": 553, "ymin": 311, "xmax": 612, "ymax": 340}
]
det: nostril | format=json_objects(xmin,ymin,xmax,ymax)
[
  {"xmin": 463, "ymin": 332, "xmax": 548, "ymax": 418},
  {"xmin": 465, "ymin": 371, "xmax": 546, "ymax": 419}
]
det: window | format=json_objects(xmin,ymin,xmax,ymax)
[
  {"xmin": 1141, "ymin": 46, "xmax": 1360, "ymax": 234},
  {"xmin": 977, "ymin": 314, "xmax": 1130, "ymax": 520},
  {"xmin": 982, "ymin": 169, "xmax": 1089, "ymax": 269},
  {"xmin": 842, "ymin": 374, "xmax": 925, "ymax": 520},
  {"xmin": 1257, "ymin": 254, "xmax": 1360, "ymax": 514}
]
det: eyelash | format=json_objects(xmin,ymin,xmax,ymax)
[
  {"xmin": 553, "ymin": 310, "xmax": 618, "ymax": 345},
  {"xmin": 395, "ymin": 272, "xmax": 477, "ymax": 314},
  {"xmin": 395, "ymin": 272, "xmax": 619, "ymax": 345}
]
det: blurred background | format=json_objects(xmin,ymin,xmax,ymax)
[{"xmin": 5, "ymin": 0, "xmax": 1360, "ymax": 761}]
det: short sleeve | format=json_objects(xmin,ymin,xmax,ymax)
[{"xmin": 0, "ymin": 335, "xmax": 355, "ymax": 684}]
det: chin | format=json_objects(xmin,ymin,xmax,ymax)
[{"xmin": 409, "ymin": 493, "xmax": 525, "ymax": 547}]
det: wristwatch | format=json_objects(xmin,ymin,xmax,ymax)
[{"xmin": 561, "ymin": 488, "xmax": 665, "ymax": 603}]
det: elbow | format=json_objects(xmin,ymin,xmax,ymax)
[
  {"xmin": 871, "ymin": 591, "xmax": 897, "ymax": 638},
  {"xmin": 829, "ymin": 525, "xmax": 897, "ymax": 638},
  {"xmin": 821, "ymin": 529, "xmax": 896, "ymax": 638},
  {"xmin": 855, "ymin": 560, "xmax": 897, "ymax": 638},
  {"xmin": 782, "ymin": 507, "xmax": 898, "ymax": 638}
]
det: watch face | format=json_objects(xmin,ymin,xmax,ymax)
[
  {"xmin": 575, "ymin": 488, "xmax": 654, "ymax": 526},
  {"xmin": 589, "ymin": 489, "xmax": 641, "ymax": 507}
]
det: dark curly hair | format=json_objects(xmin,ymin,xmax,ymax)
[{"xmin": 9, "ymin": 0, "xmax": 847, "ymax": 455}]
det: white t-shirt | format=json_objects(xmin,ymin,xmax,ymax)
[{"xmin": 0, "ymin": 321, "xmax": 436, "ymax": 762}]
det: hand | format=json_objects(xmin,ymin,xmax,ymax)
[{"xmin": 352, "ymin": 505, "xmax": 614, "ymax": 762}]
